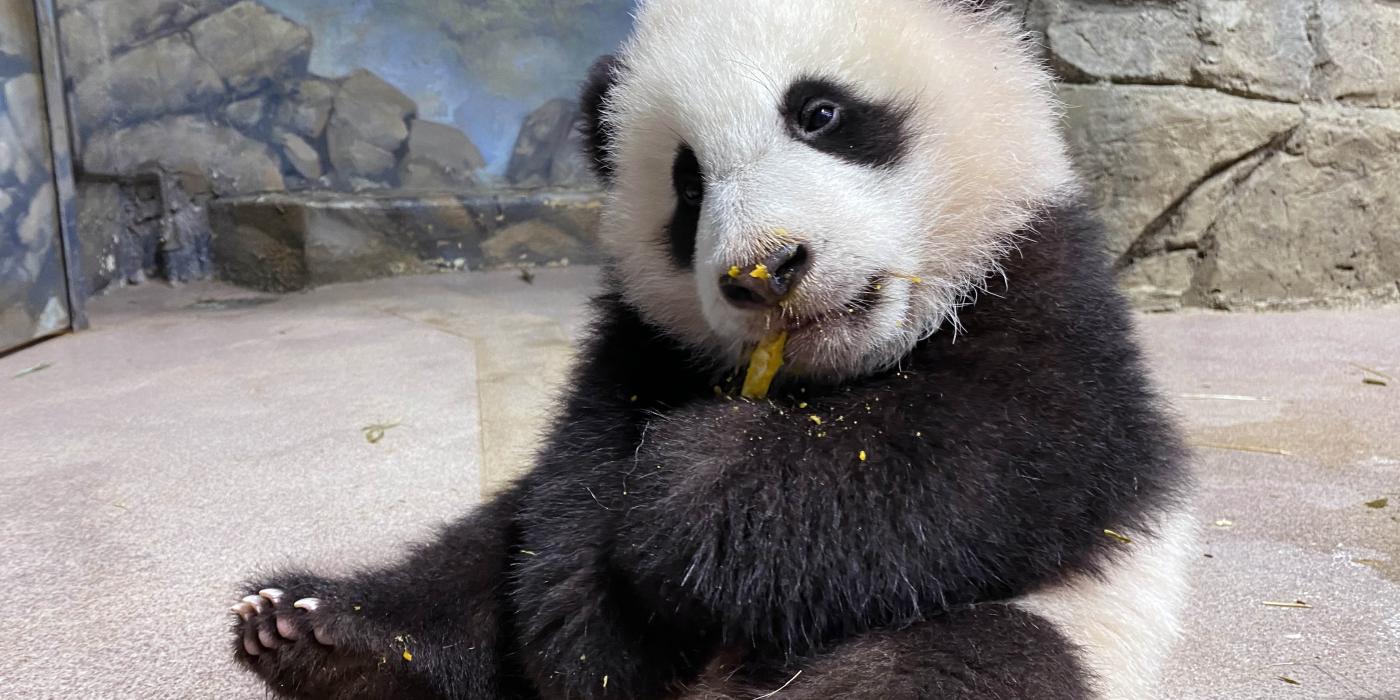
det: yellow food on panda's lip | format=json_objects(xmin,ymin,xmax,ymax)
[
  {"xmin": 741, "ymin": 330, "xmax": 787, "ymax": 399},
  {"xmin": 728, "ymin": 266, "xmax": 742, "ymax": 279},
  {"xmin": 749, "ymin": 264, "xmax": 771, "ymax": 280}
]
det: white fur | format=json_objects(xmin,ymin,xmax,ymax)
[
  {"xmin": 1014, "ymin": 511, "xmax": 1198, "ymax": 700},
  {"xmin": 596, "ymin": 0, "xmax": 1077, "ymax": 380}
]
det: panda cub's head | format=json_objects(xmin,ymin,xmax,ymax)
[{"xmin": 583, "ymin": 0, "xmax": 1076, "ymax": 382}]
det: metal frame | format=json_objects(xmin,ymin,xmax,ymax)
[{"xmin": 30, "ymin": 0, "xmax": 87, "ymax": 330}]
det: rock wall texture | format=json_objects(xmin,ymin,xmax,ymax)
[
  {"xmin": 60, "ymin": 0, "xmax": 493, "ymax": 195},
  {"xmin": 1011, "ymin": 0, "xmax": 1400, "ymax": 310},
  {"xmin": 56, "ymin": 0, "xmax": 600, "ymax": 295}
]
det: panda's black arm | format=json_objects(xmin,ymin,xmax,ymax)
[
  {"xmin": 233, "ymin": 484, "xmax": 530, "ymax": 699},
  {"xmin": 509, "ymin": 463, "xmax": 717, "ymax": 700},
  {"xmin": 610, "ymin": 325, "xmax": 1184, "ymax": 658},
  {"xmin": 504, "ymin": 291, "xmax": 727, "ymax": 699}
]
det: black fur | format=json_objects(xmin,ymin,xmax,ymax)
[
  {"xmin": 781, "ymin": 78, "xmax": 913, "ymax": 169},
  {"xmin": 685, "ymin": 604, "xmax": 1094, "ymax": 699},
  {"xmin": 232, "ymin": 199, "xmax": 1187, "ymax": 698},
  {"xmin": 578, "ymin": 54, "xmax": 623, "ymax": 183},
  {"xmin": 666, "ymin": 146, "xmax": 704, "ymax": 269}
]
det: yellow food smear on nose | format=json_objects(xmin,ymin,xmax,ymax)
[
  {"xmin": 749, "ymin": 264, "xmax": 771, "ymax": 280},
  {"xmin": 741, "ymin": 331, "xmax": 787, "ymax": 399},
  {"xmin": 728, "ymin": 266, "xmax": 741, "ymax": 279}
]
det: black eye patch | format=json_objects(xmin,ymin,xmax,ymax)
[
  {"xmin": 781, "ymin": 78, "xmax": 911, "ymax": 169},
  {"xmin": 665, "ymin": 145, "xmax": 703, "ymax": 269}
]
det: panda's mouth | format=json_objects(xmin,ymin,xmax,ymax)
[{"xmin": 780, "ymin": 276, "xmax": 884, "ymax": 334}]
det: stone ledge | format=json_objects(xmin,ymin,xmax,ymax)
[{"xmin": 208, "ymin": 188, "xmax": 603, "ymax": 292}]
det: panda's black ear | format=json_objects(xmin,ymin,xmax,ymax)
[{"xmin": 579, "ymin": 54, "xmax": 623, "ymax": 183}]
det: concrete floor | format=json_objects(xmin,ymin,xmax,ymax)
[{"xmin": 1, "ymin": 268, "xmax": 1396, "ymax": 699}]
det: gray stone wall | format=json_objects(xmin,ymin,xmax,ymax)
[{"xmin": 1013, "ymin": 0, "xmax": 1400, "ymax": 310}]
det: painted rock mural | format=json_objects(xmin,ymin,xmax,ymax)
[
  {"xmin": 56, "ymin": 0, "xmax": 630, "ymax": 293},
  {"xmin": 1, "ymin": 0, "xmax": 72, "ymax": 348}
]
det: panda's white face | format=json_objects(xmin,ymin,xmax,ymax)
[{"xmin": 595, "ymin": 0, "xmax": 1076, "ymax": 382}]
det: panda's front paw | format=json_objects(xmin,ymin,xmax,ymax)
[
  {"xmin": 230, "ymin": 580, "xmax": 411, "ymax": 698},
  {"xmin": 231, "ymin": 588, "xmax": 337, "ymax": 656}
]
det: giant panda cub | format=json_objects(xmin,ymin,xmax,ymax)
[{"xmin": 230, "ymin": 0, "xmax": 1195, "ymax": 698}]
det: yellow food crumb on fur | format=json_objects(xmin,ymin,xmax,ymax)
[
  {"xmin": 728, "ymin": 266, "xmax": 741, "ymax": 279},
  {"xmin": 402, "ymin": 650, "xmax": 413, "ymax": 662},
  {"xmin": 750, "ymin": 264, "xmax": 771, "ymax": 280},
  {"xmin": 859, "ymin": 450, "xmax": 867, "ymax": 462},
  {"xmin": 1103, "ymin": 529, "xmax": 1133, "ymax": 544},
  {"xmin": 741, "ymin": 331, "xmax": 787, "ymax": 399},
  {"xmin": 798, "ymin": 402, "xmax": 808, "ymax": 409},
  {"xmin": 808, "ymin": 415, "xmax": 823, "ymax": 425}
]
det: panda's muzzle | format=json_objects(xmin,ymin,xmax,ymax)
[{"xmin": 719, "ymin": 243, "xmax": 811, "ymax": 309}]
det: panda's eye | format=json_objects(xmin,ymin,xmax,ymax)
[
  {"xmin": 679, "ymin": 179, "xmax": 704, "ymax": 207},
  {"xmin": 672, "ymin": 146, "xmax": 705, "ymax": 208},
  {"xmin": 799, "ymin": 99, "xmax": 841, "ymax": 136}
]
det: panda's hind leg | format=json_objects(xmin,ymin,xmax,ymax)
[
  {"xmin": 681, "ymin": 604, "xmax": 1094, "ymax": 700},
  {"xmin": 231, "ymin": 487, "xmax": 526, "ymax": 700}
]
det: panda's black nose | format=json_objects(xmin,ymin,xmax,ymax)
[{"xmin": 719, "ymin": 243, "xmax": 811, "ymax": 309}]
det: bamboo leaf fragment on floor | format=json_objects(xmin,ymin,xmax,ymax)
[
  {"xmin": 1192, "ymin": 442, "xmax": 1292, "ymax": 456},
  {"xmin": 363, "ymin": 421, "xmax": 403, "ymax": 444},
  {"xmin": 12, "ymin": 362, "xmax": 52, "ymax": 378}
]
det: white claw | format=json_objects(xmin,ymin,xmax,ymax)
[
  {"xmin": 292, "ymin": 598, "xmax": 333, "ymax": 645},
  {"xmin": 259, "ymin": 588, "xmax": 285, "ymax": 603},
  {"xmin": 230, "ymin": 602, "xmax": 254, "ymax": 621},
  {"xmin": 241, "ymin": 595, "xmax": 267, "ymax": 614}
]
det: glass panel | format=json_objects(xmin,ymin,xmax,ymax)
[{"xmin": 0, "ymin": 0, "xmax": 69, "ymax": 350}]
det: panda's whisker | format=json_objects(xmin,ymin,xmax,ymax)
[
  {"xmin": 727, "ymin": 51, "xmax": 783, "ymax": 100},
  {"xmin": 723, "ymin": 57, "xmax": 781, "ymax": 103}
]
